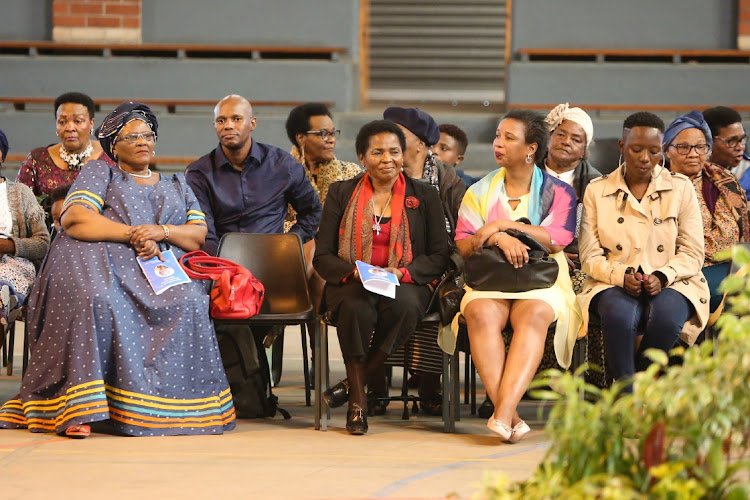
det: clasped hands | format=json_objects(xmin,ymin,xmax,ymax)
[
  {"xmin": 623, "ymin": 268, "xmax": 662, "ymax": 297},
  {"xmin": 472, "ymin": 223, "xmax": 529, "ymax": 269},
  {"xmin": 127, "ymin": 224, "xmax": 166, "ymax": 261}
]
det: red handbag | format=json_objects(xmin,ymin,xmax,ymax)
[{"xmin": 179, "ymin": 250, "xmax": 265, "ymax": 319}]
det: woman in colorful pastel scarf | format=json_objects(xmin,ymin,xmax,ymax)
[{"xmin": 454, "ymin": 109, "xmax": 579, "ymax": 443}]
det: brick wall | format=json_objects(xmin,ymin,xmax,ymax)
[
  {"xmin": 740, "ymin": 0, "xmax": 750, "ymax": 49},
  {"xmin": 53, "ymin": 0, "xmax": 142, "ymax": 43}
]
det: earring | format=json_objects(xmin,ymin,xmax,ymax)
[
  {"xmin": 525, "ymin": 153, "xmax": 532, "ymax": 164},
  {"xmin": 152, "ymin": 150, "xmax": 156, "ymax": 156}
]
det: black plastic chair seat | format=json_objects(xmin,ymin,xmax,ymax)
[
  {"xmin": 217, "ymin": 310, "xmax": 315, "ymax": 325},
  {"xmin": 215, "ymin": 232, "xmax": 317, "ymax": 406}
]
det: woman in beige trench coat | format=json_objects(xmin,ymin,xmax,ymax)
[{"xmin": 578, "ymin": 112, "xmax": 709, "ymax": 383}]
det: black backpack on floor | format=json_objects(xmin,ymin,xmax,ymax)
[{"xmin": 215, "ymin": 325, "xmax": 290, "ymax": 419}]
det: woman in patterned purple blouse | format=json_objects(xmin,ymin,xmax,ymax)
[{"xmin": 16, "ymin": 92, "xmax": 115, "ymax": 203}]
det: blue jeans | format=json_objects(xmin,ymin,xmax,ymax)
[
  {"xmin": 703, "ymin": 262, "xmax": 730, "ymax": 312},
  {"xmin": 596, "ymin": 286, "xmax": 692, "ymax": 380}
]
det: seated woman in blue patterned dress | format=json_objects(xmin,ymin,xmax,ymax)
[{"xmin": 0, "ymin": 103, "xmax": 235, "ymax": 438}]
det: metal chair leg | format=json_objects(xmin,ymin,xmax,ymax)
[
  {"xmin": 401, "ymin": 347, "xmax": 410, "ymax": 420},
  {"xmin": 452, "ymin": 348, "xmax": 460, "ymax": 423},
  {"xmin": 1, "ymin": 325, "xmax": 7, "ymax": 369},
  {"xmin": 7, "ymin": 321, "xmax": 15, "ymax": 376},
  {"xmin": 314, "ymin": 320, "xmax": 322, "ymax": 430},
  {"xmin": 301, "ymin": 323, "xmax": 311, "ymax": 407},
  {"xmin": 315, "ymin": 319, "xmax": 329, "ymax": 431},
  {"xmin": 470, "ymin": 357, "xmax": 477, "ymax": 415},
  {"xmin": 463, "ymin": 348, "xmax": 470, "ymax": 404},
  {"xmin": 442, "ymin": 351, "xmax": 454, "ymax": 433},
  {"xmin": 325, "ymin": 326, "xmax": 330, "ymax": 421},
  {"xmin": 22, "ymin": 324, "xmax": 29, "ymax": 376}
]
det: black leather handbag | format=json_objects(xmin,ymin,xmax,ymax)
[
  {"xmin": 464, "ymin": 228, "xmax": 559, "ymax": 293},
  {"xmin": 436, "ymin": 271, "xmax": 465, "ymax": 325}
]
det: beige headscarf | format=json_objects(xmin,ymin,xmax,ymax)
[{"xmin": 544, "ymin": 103, "xmax": 594, "ymax": 147}]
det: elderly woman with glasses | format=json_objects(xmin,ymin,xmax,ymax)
[
  {"xmin": 664, "ymin": 110, "xmax": 749, "ymax": 313},
  {"xmin": 0, "ymin": 102, "xmax": 235, "ymax": 439},
  {"xmin": 284, "ymin": 103, "xmax": 361, "ymax": 359}
]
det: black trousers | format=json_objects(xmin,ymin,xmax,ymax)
[{"xmin": 325, "ymin": 282, "xmax": 431, "ymax": 361}]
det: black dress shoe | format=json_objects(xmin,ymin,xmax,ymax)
[
  {"xmin": 346, "ymin": 403, "xmax": 368, "ymax": 435},
  {"xmin": 477, "ymin": 396, "xmax": 495, "ymax": 419},
  {"xmin": 323, "ymin": 379, "xmax": 349, "ymax": 408}
]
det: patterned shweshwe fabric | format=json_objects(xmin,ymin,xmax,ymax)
[{"xmin": 0, "ymin": 161, "xmax": 234, "ymax": 436}]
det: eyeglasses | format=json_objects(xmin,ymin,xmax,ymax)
[
  {"xmin": 669, "ymin": 143, "xmax": 709, "ymax": 155},
  {"xmin": 714, "ymin": 134, "xmax": 748, "ymax": 149},
  {"xmin": 306, "ymin": 129, "xmax": 340, "ymax": 141},
  {"xmin": 116, "ymin": 131, "xmax": 156, "ymax": 144}
]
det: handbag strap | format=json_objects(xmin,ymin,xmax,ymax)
[{"xmin": 179, "ymin": 250, "xmax": 248, "ymax": 281}]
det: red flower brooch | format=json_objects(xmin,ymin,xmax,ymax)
[{"xmin": 405, "ymin": 196, "xmax": 419, "ymax": 209}]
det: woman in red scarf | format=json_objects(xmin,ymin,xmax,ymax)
[{"xmin": 314, "ymin": 120, "xmax": 452, "ymax": 434}]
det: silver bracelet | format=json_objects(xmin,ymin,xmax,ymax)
[{"xmin": 494, "ymin": 231, "xmax": 506, "ymax": 247}]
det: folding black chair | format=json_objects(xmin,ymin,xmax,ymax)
[{"xmin": 216, "ymin": 232, "xmax": 317, "ymax": 407}]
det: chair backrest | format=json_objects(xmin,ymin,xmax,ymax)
[
  {"xmin": 217, "ymin": 232, "xmax": 313, "ymax": 318},
  {"xmin": 588, "ymin": 138, "xmax": 621, "ymax": 175}
]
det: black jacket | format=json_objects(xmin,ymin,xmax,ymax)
[
  {"xmin": 436, "ymin": 160, "xmax": 467, "ymax": 239},
  {"xmin": 313, "ymin": 174, "xmax": 452, "ymax": 286}
]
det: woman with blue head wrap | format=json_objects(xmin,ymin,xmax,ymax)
[{"xmin": 664, "ymin": 110, "xmax": 749, "ymax": 314}]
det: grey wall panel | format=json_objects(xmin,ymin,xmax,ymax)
[
  {"xmin": 0, "ymin": 56, "xmax": 354, "ymax": 111},
  {"xmin": 0, "ymin": 112, "xmax": 328, "ymax": 169},
  {"xmin": 141, "ymin": 0, "xmax": 358, "ymax": 53},
  {"xmin": 511, "ymin": 0, "xmax": 736, "ymax": 51},
  {"xmin": 507, "ymin": 62, "xmax": 750, "ymax": 106},
  {"xmin": 1, "ymin": 0, "xmax": 52, "ymax": 40}
]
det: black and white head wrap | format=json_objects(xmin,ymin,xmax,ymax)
[{"xmin": 97, "ymin": 101, "xmax": 158, "ymax": 161}]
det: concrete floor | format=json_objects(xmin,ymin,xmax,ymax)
[{"xmin": 0, "ymin": 324, "xmax": 551, "ymax": 500}]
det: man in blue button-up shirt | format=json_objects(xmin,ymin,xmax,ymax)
[{"xmin": 186, "ymin": 94, "xmax": 322, "ymax": 255}]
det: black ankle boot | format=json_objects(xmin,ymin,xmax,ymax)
[{"xmin": 346, "ymin": 403, "xmax": 368, "ymax": 435}]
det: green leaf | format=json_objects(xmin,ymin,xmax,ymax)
[{"xmin": 643, "ymin": 348, "xmax": 669, "ymax": 366}]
